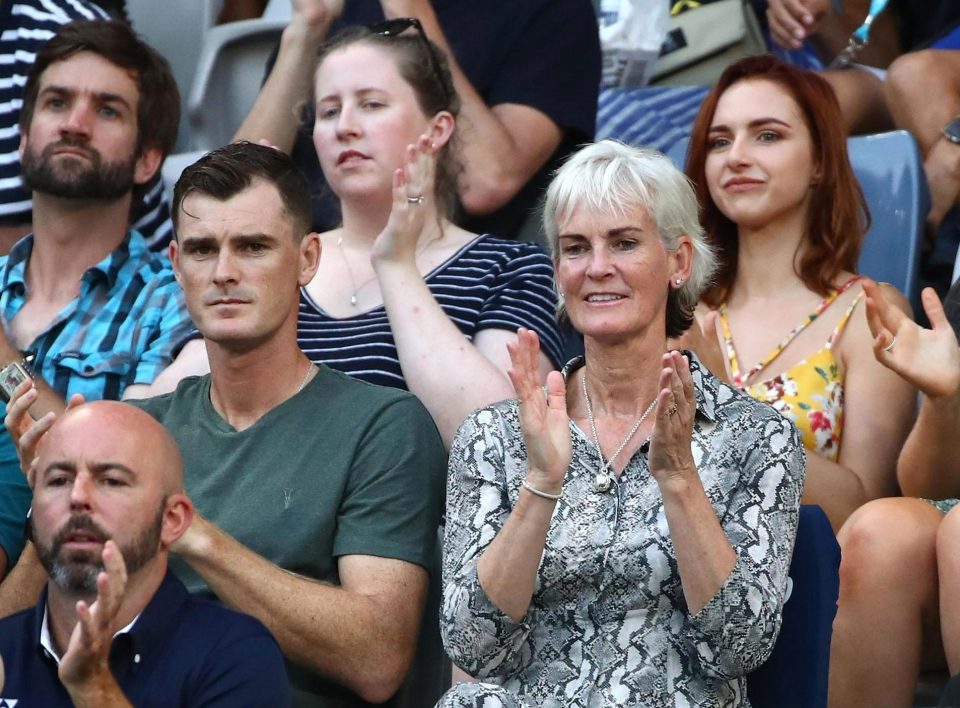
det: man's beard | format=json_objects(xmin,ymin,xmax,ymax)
[
  {"xmin": 34, "ymin": 508, "xmax": 164, "ymax": 596},
  {"xmin": 20, "ymin": 136, "xmax": 137, "ymax": 201}
]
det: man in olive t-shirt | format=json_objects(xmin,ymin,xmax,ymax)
[{"xmin": 0, "ymin": 142, "xmax": 447, "ymax": 708}]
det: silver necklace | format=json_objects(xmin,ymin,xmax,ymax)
[
  {"xmin": 337, "ymin": 235, "xmax": 376, "ymax": 307},
  {"xmin": 297, "ymin": 362, "xmax": 316, "ymax": 393},
  {"xmin": 581, "ymin": 370, "xmax": 657, "ymax": 493},
  {"xmin": 336, "ymin": 231, "xmax": 444, "ymax": 307}
]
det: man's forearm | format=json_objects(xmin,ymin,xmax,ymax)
[
  {"xmin": 177, "ymin": 517, "xmax": 426, "ymax": 704},
  {"xmin": 382, "ymin": 0, "xmax": 561, "ymax": 215},
  {"xmin": 0, "ymin": 542, "xmax": 48, "ymax": 619},
  {"xmin": 0, "ymin": 328, "xmax": 64, "ymax": 420}
]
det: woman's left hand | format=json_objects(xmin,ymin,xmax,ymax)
[
  {"xmin": 648, "ymin": 351, "xmax": 698, "ymax": 486},
  {"xmin": 371, "ymin": 133, "xmax": 437, "ymax": 267}
]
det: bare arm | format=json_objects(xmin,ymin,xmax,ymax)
[
  {"xmin": 650, "ymin": 352, "xmax": 737, "ymax": 612},
  {"xmin": 474, "ymin": 329, "xmax": 569, "ymax": 622},
  {"xmin": 802, "ymin": 283, "xmax": 915, "ymax": 530},
  {"xmin": 0, "ymin": 542, "xmax": 49, "ymax": 619},
  {"xmin": 863, "ymin": 281, "xmax": 960, "ymax": 497},
  {"xmin": 174, "ymin": 514, "xmax": 428, "ymax": 704},
  {"xmin": 121, "ymin": 340, "xmax": 210, "ymax": 400},
  {"xmin": 232, "ymin": 0, "xmax": 343, "ymax": 152},
  {"xmin": 372, "ymin": 139, "xmax": 551, "ymax": 446}
]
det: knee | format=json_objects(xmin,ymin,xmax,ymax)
[{"xmin": 838, "ymin": 498, "xmax": 939, "ymax": 595}]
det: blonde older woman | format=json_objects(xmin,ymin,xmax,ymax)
[{"xmin": 438, "ymin": 141, "xmax": 806, "ymax": 707}]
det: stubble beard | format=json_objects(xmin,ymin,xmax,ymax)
[
  {"xmin": 34, "ymin": 506, "xmax": 164, "ymax": 597},
  {"xmin": 21, "ymin": 136, "xmax": 137, "ymax": 201}
]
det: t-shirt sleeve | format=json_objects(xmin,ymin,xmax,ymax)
[
  {"xmin": 0, "ymin": 431, "xmax": 30, "ymax": 567},
  {"xmin": 478, "ymin": 242, "xmax": 563, "ymax": 368},
  {"xmin": 130, "ymin": 269, "xmax": 195, "ymax": 386},
  {"xmin": 484, "ymin": 0, "xmax": 600, "ymax": 139},
  {"xmin": 333, "ymin": 395, "xmax": 447, "ymax": 571}
]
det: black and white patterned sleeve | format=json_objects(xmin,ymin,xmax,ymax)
[
  {"xmin": 682, "ymin": 412, "xmax": 805, "ymax": 679},
  {"xmin": 440, "ymin": 404, "xmax": 533, "ymax": 679}
]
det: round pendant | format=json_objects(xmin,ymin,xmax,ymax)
[{"xmin": 594, "ymin": 473, "xmax": 612, "ymax": 493}]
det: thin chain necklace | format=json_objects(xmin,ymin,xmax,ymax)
[
  {"xmin": 296, "ymin": 362, "xmax": 316, "ymax": 393},
  {"xmin": 581, "ymin": 370, "xmax": 657, "ymax": 493},
  {"xmin": 336, "ymin": 231, "xmax": 444, "ymax": 307}
]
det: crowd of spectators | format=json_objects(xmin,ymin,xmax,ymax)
[{"xmin": 1, "ymin": 0, "xmax": 960, "ymax": 706}]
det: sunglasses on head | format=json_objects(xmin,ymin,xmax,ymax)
[{"xmin": 368, "ymin": 17, "xmax": 450, "ymax": 103}]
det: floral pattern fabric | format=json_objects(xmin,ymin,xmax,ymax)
[
  {"xmin": 719, "ymin": 277, "xmax": 864, "ymax": 461},
  {"xmin": 439, "ymin": 356, "xmax": 806, "ymax": 708}
]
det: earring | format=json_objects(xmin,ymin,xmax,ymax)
[{"xmin": 674, "ymin": 278, "xmax": 682, "ymax": 286}]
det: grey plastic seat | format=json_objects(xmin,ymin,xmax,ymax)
[
  {"xmin": 185, "ymin": 17, "xmax": 287, "ymax": 152},
  {"xmin": 127, "ymin": 0, "xmax": 220, "ymax": 153}
]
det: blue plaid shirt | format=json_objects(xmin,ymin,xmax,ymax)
[{"xmin": 0, "ymin": 230, "xmax": 193, "ymax": 567}]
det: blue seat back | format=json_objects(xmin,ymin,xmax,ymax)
[{"xmin": 747, "ymin": 504, "xmax": 839, "ymax": 708}]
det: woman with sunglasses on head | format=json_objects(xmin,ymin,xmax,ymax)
[
  {"xmin": 295, "ymin": 23, "xmax": 563, "ymax": 446},
  {"xmin": 439, "ymin": 141, "xmax": 804, "ymax": 707},
  {"xmin": 682, "ymin": 55, "xmax": 915, "ymax": 532}
]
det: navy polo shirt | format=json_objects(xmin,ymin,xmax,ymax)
[{"xmin": 0, "ymin": 571, "xmax": 291, "ymax": 707}]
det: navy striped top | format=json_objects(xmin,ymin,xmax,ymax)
[{"xmin": 297, "ymin": 235, "xmax": 563, "ymax": 389}]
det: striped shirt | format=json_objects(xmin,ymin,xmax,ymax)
[
  {"xmin": 0, "ymin": 230, "xmax": 191, "ymax": 400},
  {"xmin": 297, "ymin": 235, "xmax": 563, "ymax": 389},
  {"xmin": 0, "ymin": 0, "xmax": 173, "ymax": 249}
]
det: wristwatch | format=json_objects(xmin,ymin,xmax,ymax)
[{"xmin": 944, "ymin": 116, "xmax": 960, "ymax": 145}]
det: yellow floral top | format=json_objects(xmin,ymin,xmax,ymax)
[{"xmin": 719, "ymin": 277, "xmax": 864, "ymax": 461}]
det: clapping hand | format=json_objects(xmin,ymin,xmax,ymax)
[
  {"xmin": 648, "ymin": 351, "xmax": 698, "ymax": 486},
  {"xmin": 371, "ymin": 134, "xmax": 438, "ymax": 267},
  {"xmin": 864, "ymin": 280, "xmax": 960, "ymax": 399},
  {"xmin": 58, "ymin": 541, "xmax": 128, "ymax": 696},
  {"xmin": 507, "ymin": 328, "xmax": 570, "ymax": 496}
]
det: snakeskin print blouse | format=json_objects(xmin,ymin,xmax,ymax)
[{"xmin": 440, "ymin": 356, "xmax": 806, "ymax": 707}]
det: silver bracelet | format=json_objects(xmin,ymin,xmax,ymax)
[{"xmin": 521, "ymin": 479, "xmax": 561, "ymax": 501}]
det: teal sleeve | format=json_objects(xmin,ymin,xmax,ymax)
[{"xmin": 0, "ymin": 424, "xmax": 30, "ymax": 568}]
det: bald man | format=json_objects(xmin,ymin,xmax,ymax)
[{"xmin": 0, "ymin": 401, "xmax": 290, "ymax": 706}]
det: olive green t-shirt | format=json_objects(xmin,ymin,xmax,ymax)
[{"xmin": 132, "ymin": 366, "xmax": 446, "ymax": 706}]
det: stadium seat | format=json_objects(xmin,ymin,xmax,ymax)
[
  {"xmin": 185, "ymin": 17, "xmax": 287, "ymax": 152},
  {"xmin": 747, "ymin": 504, "xmax": 840, "ymax": 708},
  {"xmin": 127, "ymin": 0, "xmax": 221, "ymax": 152}
]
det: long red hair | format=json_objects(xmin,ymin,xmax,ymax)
[{"xmin": 685, "ymin": 55, "xmax": 869, "ymax": 307}]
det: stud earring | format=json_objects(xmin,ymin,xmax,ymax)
[{"xmin": 675, "ymin": 278, "xmax": 682, "ymax": 285}]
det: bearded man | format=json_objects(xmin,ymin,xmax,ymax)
[
  {"xmin": 0, "ymin": 20, "xmax": 195, "ymax": 580},
  {"xmin": 0, "ymin": 401, "xmax": 289, "ymax": 705}
]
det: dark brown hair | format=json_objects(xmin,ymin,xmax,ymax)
[
  {"xmin": 314, "ymin": 25, "xmax": 462, "ymax": 218},
  {"xmin": 20, "ymin": 20, "xmax": 180, "ymax": 160},
  {"xmin": 172, "ymin": 142, "xmax": 312, "ymax": 239},
  {"xmin": 685, "ymin": 54, "xmax": 868, "ymax": 306}
]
